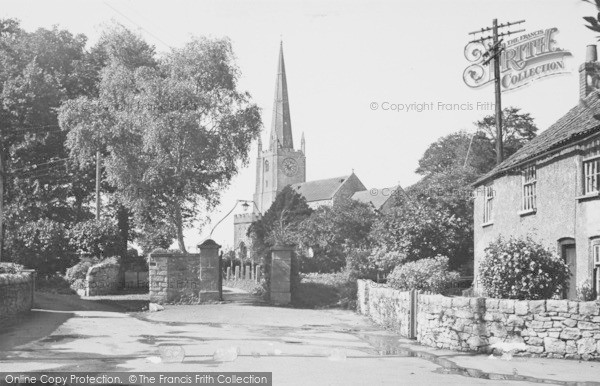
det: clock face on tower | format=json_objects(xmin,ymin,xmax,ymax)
[{"xmin": 282, "ymin": 158, "xmax": 299, "ymax": 177}]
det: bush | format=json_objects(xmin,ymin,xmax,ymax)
[
  {"xmin": 0, "ymin": 262, "xmax": 25, "ymax": 274},
  {"xmin": 346, "ymin": 247, "xmax": 406, "ymax": 281},
  {"xmin": 69, "ymin": 219, "xmax": 123, "ymax": 258},
  {"xmin": 387, "ymin": 255, "xmax": 460, "ymax": 293},
  {"xmin": 4, "ymin": 219, "xmax": 75, "ymax": 274},
  {"xmin": 65, "ymin": 257, "xmax": 99, "ymax": 284},
  {"xmin": 479, "ymin": 236, "xmax": 570, "ymax": 300},
  {"xmin": 577, "ymin": 280, "xmax": 597, "ymax": 301}
]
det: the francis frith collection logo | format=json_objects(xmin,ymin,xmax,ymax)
[{"xmin": 464, "ymin": 27, "xmax": 572, "ymax": 91}]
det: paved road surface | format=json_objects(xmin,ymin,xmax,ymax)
[{"xmin": 1, "ymin": 289, "xmax": 599, "ymax": 385}]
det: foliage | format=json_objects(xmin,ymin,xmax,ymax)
[
  {"xmin": 60, "ymin": 36, "xmax": 262, "ymax": 252},
  {"xmin": 0, "ymin": 262, "xmax": 24, "ymax": 274},
  {"xmin": 474, "ymin": 107, "xmax": 538, "ymax": 162},
  {"xmin": 416, "ymin": 131, "xmax": 495, "ymax": 176},
  {"xmin": 68, "ymin": 219, "xmax": 123, "ymax": 258},
  {"xmin": 479, "ymin": 237, "xmax": 570, "ymax": 300},
  {"xmin": 582, "ymin": 0, "xmax": 600, "ymax": 40},
  {"xmin": 371, "ymin": 202, "xmax": 469, "ymax": 269},
  {"xmin": 577, "ymin": 280, "xmax": 597, "ymax": 301},
  {"xmin": 345, "ymin": 248, "xmax": 382, "ymax": 281},
  {"xmin": 3, "ymin": 218, "xmax": 75, "ymax": 274},
  {"xmin": 248, "ymin": 185, "xmax": 312, "ymax": 258},
  {"xmin": 297, "ymin": 199, "xmax": 376, "ymax": 273},
  {"xmin": 35, "ymin": 274, "xmax": 76, "ymax": 294},
  {"xmin": 0, "ymin": 20, "xmax": 99, "ymax": 262},
  {"xmin": 293, "ymin": 271, "xmax": 357, "ymax": 309},
  {"xmin": 387, "ymin": 255, "xmax": 460, "ymax": 294},
  {"xmin": 65, "ymin": 257, "xmax": 99, "ymax": 284}
]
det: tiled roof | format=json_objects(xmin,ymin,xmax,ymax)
[
  {"xmin": 352, "ymin": 187, "xmax": 395, "ymax": 209},
  {"xmin": 475, "ymin": 91, "xmax": 600, "ymax": 186},
  {"xmin": 291, "ymin": 175, "xmax": 350, "ymax": 202}
]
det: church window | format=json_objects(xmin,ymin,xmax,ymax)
[
  {"xmin": 265, "ymin": 160, "xmax": 269, "ymax": 172},
  {"xmin": 265, "ymin": 180, "xmax": 268, "ymax": 188}
]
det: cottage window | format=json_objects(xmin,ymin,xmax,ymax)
[
  {"xmin": 483, "ymin": 185, "xmax": 494, "ymax": 224},
  {"xmin": 583, "ymin": 156, "xmax": 600, "ymax": 195},
  {"xmin": 522, "ymin": 165, "xmax": 537, "ymax": 211}
]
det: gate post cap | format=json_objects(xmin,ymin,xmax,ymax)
[{"xmin": 198, "ymin": 239, "xmax": 221, "ymax": 249}]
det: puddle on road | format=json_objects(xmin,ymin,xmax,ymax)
[
  {"xmin": 40, "ymin": 334, "xmax": 102, "ymax": 343},
  {"xmin": 357, "ymin": 333, "xmax": 598, "ymax": 385}
]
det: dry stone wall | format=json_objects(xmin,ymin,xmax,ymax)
[
  {"xmin": 357, "ymin": 280, "xmax": 600, "ymax": 360},
  {"xmin": 86, "ymin": 259, "xmax": 121, "ymax": 296},
  {"xmin": 0, "ymin": 271, "xmax": 35, "ymax": 324}
]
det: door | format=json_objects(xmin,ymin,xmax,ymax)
[{"xmin": 562, "ymin": 244, "xmax": 577, "ymax": 299}]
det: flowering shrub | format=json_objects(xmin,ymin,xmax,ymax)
[
  {"xmin": 479, "ymin": 237, "xmax": 570, "ymax": 300},
  {"xmin": 65, "ymin": 257, "xmax": 99, "ymax": 284},
  {"xmin": 387, "ymin": 256, "xmax": 460, "ymax": 293},
  {"xmin": 0, "ymin": 262, "xmax": 25, "ymax": 274},
  {"xmin": 577, "ymin": 280, "xmax": 597, "ymax": 301}
]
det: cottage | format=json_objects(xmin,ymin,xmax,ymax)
[{"xmin": 472, "ymin": 45, "xmax": 600, "ymax": 299}]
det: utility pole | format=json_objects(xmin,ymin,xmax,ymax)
[
  {"xmin": 469, "ymin": 19, "xmax": 525, "ymax": 165},
  {"xmin": 96, "ymin": 150, "xmax": 101, "ymax": 220}
]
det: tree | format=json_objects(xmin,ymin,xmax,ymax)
[
  {"xmin": 582, "ymin": 0, "xmax": 600, "ymax": 40},
  {"xmin": 417, "ymin": 108, "xmax": 538, "ymax": 177},
  {"xmin": 248, "ymin": 185, "xmax": 312, "ymax": 259},
  {"xmin": 60, "ymin": 37, "xmax": 262, "ymax": 252},
  {"xmin": 475, "ymin": 107, "xmax": 538, "ymax": 162},
  {"xmin": 370, "ymin": 200, "xmax": 469, "ymax": 270},
  {"xmin": 297, "ymin": 199, "xmax": 376, "ymax": 273},
  {"xmin": 0, "ymin": 20, "xmax": 98, "ymax": 268}
]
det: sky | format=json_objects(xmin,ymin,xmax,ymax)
[{"xmin": 2, "ymin": 0, "xmax": 597, "ymax": 249}]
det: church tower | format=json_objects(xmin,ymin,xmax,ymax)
[
  {"xmin": 233, "ymin": 43, "xmax": 306, "ymax": 250},
  {"xmin": 253, "ymin": 42, "xmax": 306, "ymax": 214}
]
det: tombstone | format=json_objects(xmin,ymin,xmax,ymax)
[
  {"xmin": 255, "ymin": 265, "xmax": 261, "ymax": 282},
  {"xmin": 234, "ymin": 266, "xmax": 239, "ymax": 280},
  {"xmin": 226, "ymin": 266, "xmax": 231, "ymax": 281},
  {"xmin": 270, "ymin": 245, "xmax": 293, "ymax": 304}
]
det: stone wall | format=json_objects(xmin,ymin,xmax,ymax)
[
  {"xmin": 0, "ymin": 271, "xmax": 35, "ymax": 323},
  {"xmin": 357, "ymin": 280, "xmax": 600, "ymax": 360},
  {"xmin": 149, "ymin": 242, "xmax": 220, "ymax": 304},
  {"xmin": 86, "ymin": 259, "xmax": 121, "ymax": 296},
  {"xmin": 357, "ymin": 280, "xmax": 412, "ymax": 337}
]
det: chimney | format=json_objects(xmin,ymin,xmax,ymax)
[{"xmin": 580, "ymin": 44, "xmax": 599, "ymax": 100}]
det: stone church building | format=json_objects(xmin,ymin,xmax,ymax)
[{"xmin": 233, "ymin": 43, "xmax": 368, "ymax": 251}]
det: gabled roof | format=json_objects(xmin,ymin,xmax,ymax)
[
  {"xmin": 475, "ymin": 91, "xmax": 600, "ymax": 186},
  {"xmin": 352, "ymin": 187, "xmax": 396, "ymax": 210},
  {"xmin": 291, "ymin": 175, "xmax": 350, "ymax": 202}
]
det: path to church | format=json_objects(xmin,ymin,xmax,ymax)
[{"xmin": 1, "ymin": 291, "xmax": 599, "ymax": 385}]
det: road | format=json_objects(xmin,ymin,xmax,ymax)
[{"xmin": 1, "ymin": 289, "xmax": 599, "ymax": 385}]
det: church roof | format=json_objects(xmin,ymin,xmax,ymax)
[
  {"xmin": 291, "ymin": 175, "xmax": 351, "ymax": 202},
  {"xmin": 270, "ymin": 42, "xmax": 294, "ymax": 150},
  {"xmin": 352, "ymin": 187, "xmax": 396, "ymax": 210},
  {"xmin": 474, "ymin": 91, "xmax": 600, "ymax": 186}
]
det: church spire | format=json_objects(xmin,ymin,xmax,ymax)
[{"xmin": 269, "ymin": 42, "xmax": 294, "ymax": 150}]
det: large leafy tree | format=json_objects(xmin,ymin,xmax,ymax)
[
  {"xmin": 296, "ymin": 199, "xmax": 375, "ymax": 273},
  {"xmin": 417, "ymin": 107, "xmax": 537, "ymax": 177},
  {"xmin": 60, "ymin": 36, "xmax": 261, "ymax": 252},
  {"xmin": 0, "ymin": 20, "xmax": 98, "ymax": 267}
]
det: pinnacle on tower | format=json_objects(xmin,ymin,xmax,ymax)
[
  {"xmin": 301, "ymin": 132, "xmax": 305, "ymax": 154},
  {"xmin": 269, "ymin": 42, "xmax": 294, "ymax": 150}
]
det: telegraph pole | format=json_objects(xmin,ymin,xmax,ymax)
[
  {"xmin": 96, "ymin": 150, "xmax": 101, "ymax": 220},
  {"xmin": 469, "ymin": 19, "xmax": 525, "ymax": 165}
]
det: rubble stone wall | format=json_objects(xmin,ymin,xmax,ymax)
[
  {"xmin": 0, "ymin": 271, "xmax": 35, "ymax": 323},
  {"xmin": 86, "ymin": 259, "xmax": 121, "ymax": 296},
  {"xmin": 357, "ymin": 280, "xmax": 600, "ymax": 360}
]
